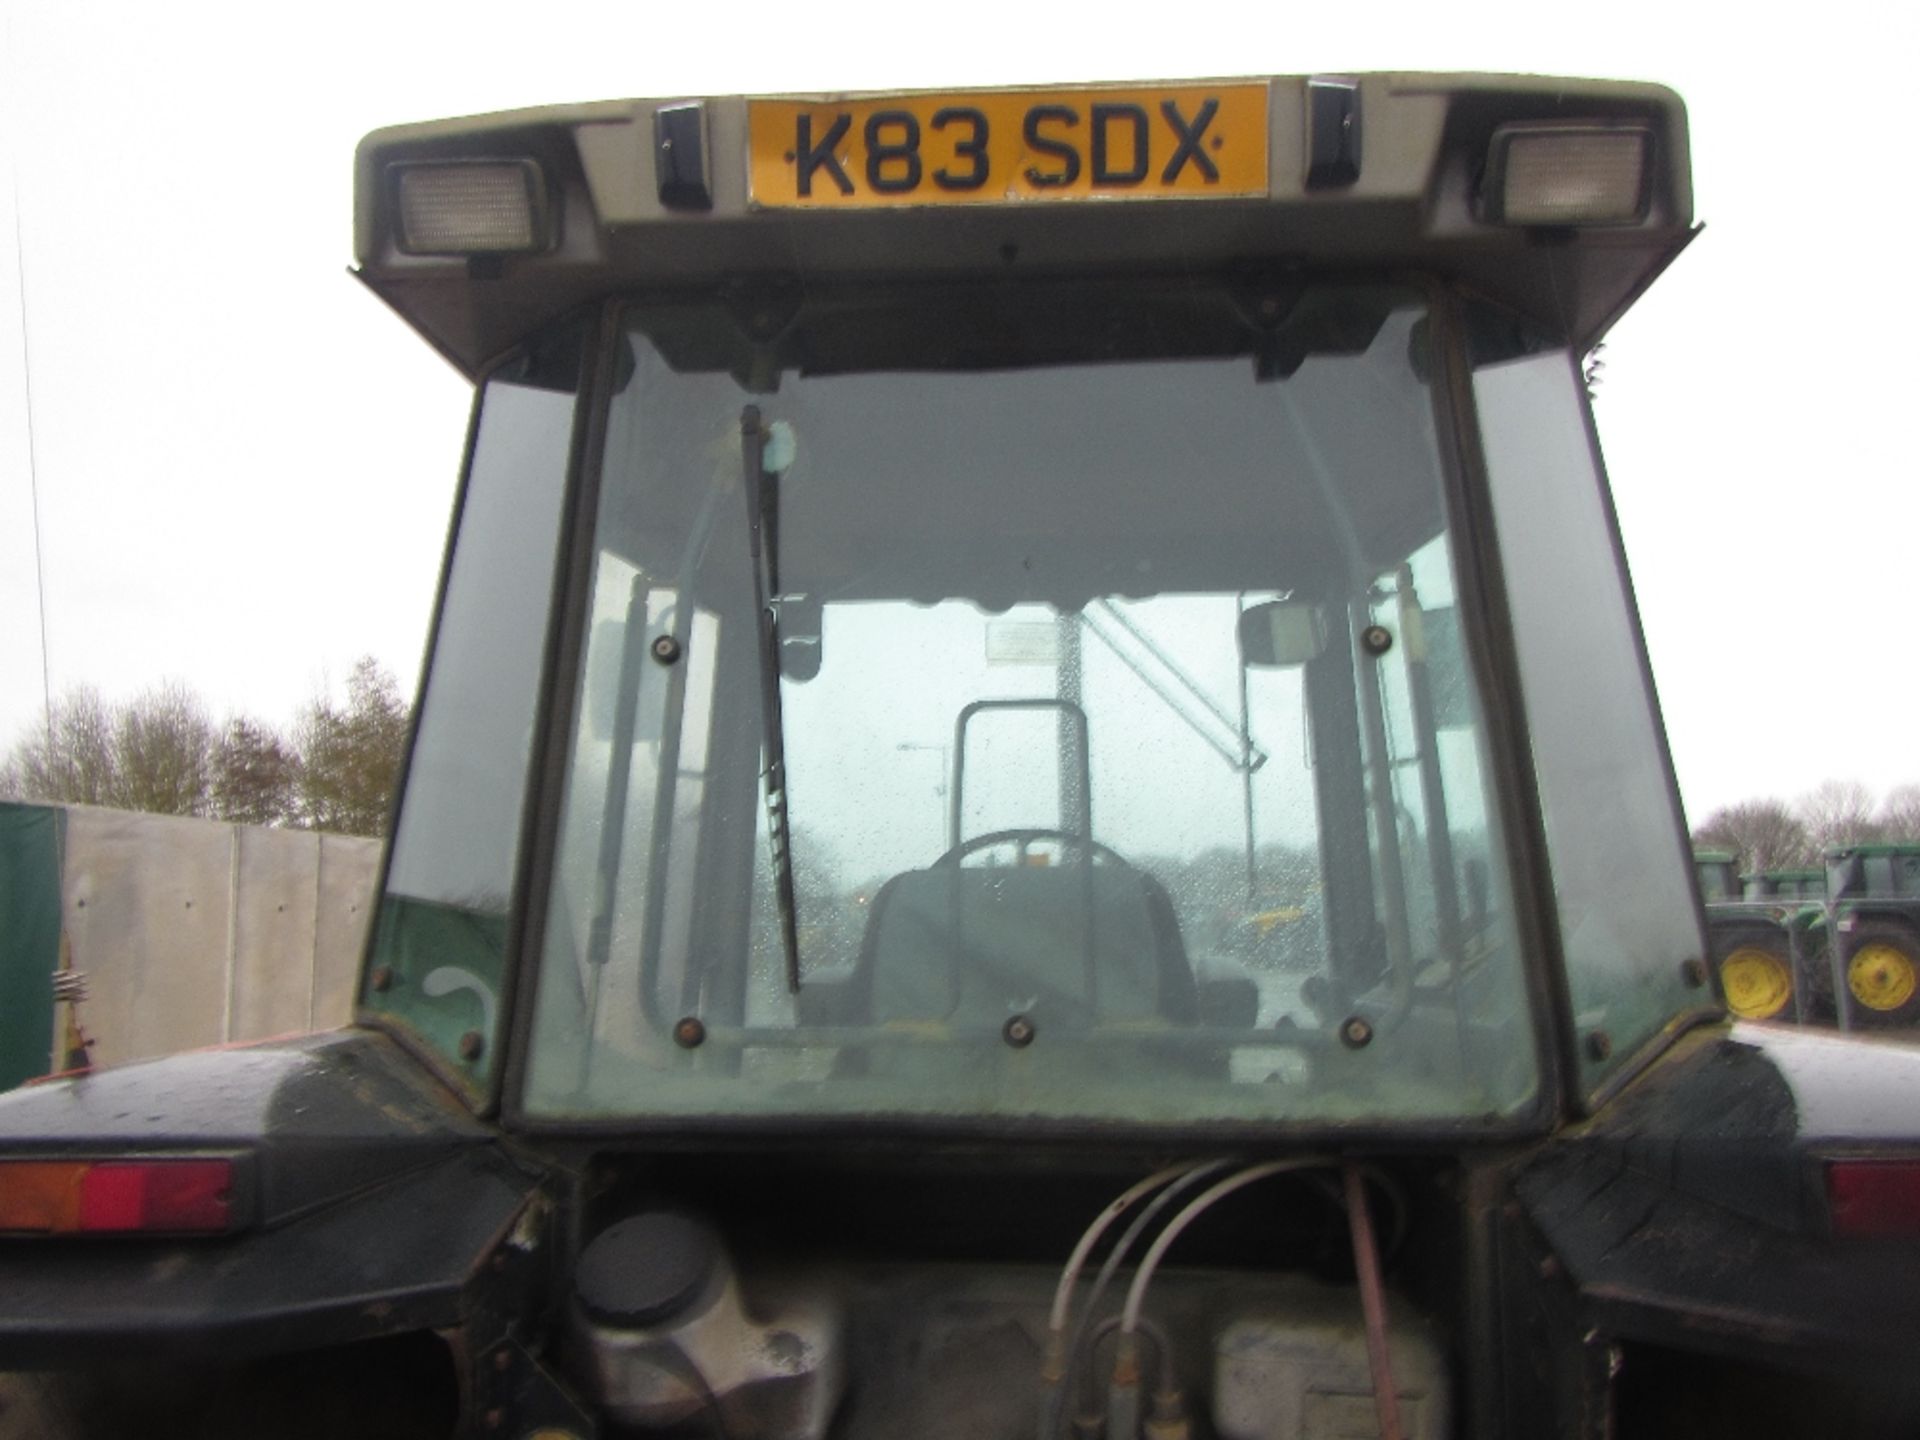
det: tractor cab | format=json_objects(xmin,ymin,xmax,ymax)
[{"xmin": 5, "ymin": 74, "xmax": 1920, "ymax": 1440}]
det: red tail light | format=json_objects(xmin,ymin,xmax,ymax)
[
  {"xmin": 0, "ymin": 1158, "xmax": 237, "ymax": 1235},
  {"xmin": 1827, "ymin": 1160, "xmax": 1920, "ymax": 1239}
]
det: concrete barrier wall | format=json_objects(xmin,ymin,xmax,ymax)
[{"xmin": 57, "ymin": 806, "xmax": 382, "ymax": 1069}]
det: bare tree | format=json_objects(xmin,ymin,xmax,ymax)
[
  {"xmin": 0, "ymin": 688, "xmax": 118, "ymax": 807},
  {"xmin": 107, "ymin": 683, "xmax": 217, "ymax": 817},
  {"xmin": 1877, "ymin": 784, "xmax": 1920, "ymax": 844},
  {"xmin": 211, "ymin": 717, "xmax": 298, "ymax": 828},
  {"xmin": 3, "ymin": 669, "xmax": 410, "ymax": 834},
  {"xmin": 1795, "ymin": 779, "xmax": 1884, "ymax": 853},
  {"xmin": 293, "ymin": 658, "xmax": 410, "ymax": 836},
  {"xmin": 1691, "ymin": 798, "xmax": 1814, "ymax": 873}
]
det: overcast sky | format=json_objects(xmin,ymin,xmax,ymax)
[{"xmin": 2, "ymin": 0, "xmax": 1915, "ymax": 826}]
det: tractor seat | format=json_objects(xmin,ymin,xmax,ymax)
[{"xmin": 855, "ymin": 863, "xmax": 1200, "ymax": 1029}]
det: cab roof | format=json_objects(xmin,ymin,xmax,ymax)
[{"xmin": 354, "ymin": 73, "xmax": 1694, "ymax": 378}]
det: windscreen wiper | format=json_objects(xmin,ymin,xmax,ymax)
[{"xmin": 741, "ymin": 406, "xmax": 803, "ymax": 993}]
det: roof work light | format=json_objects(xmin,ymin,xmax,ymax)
[
  {"xmin": 1485, "ymin": 123, "xmax": 1652, "ymax": 227},
  {"xmin": 392, "ymin": 160, "xmax": 551, "ymax": 256}
]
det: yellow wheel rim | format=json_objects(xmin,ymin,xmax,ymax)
[
  {"xmin": 1848, "ymin": 943, "xmax": 1918, "ymax": 1012},
  {"xmin": 1720, "ymin": 947, "xmax": 1793, "ymax": 1020}
]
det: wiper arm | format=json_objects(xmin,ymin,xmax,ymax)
[{"xmin": 741, "ymin": 405, "xmax": 803, "ymax": 993}]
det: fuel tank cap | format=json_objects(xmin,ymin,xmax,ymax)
[{"xmin": 575, "ymin": 1212, "xmax": 722, "ymax": 1328}]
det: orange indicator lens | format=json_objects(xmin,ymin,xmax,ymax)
[{"xmin": 0, "ymin": 1162, "xmax": 87, "ymax": 1232}]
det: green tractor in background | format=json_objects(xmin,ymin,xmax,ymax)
[
  {"xmin": 1826, "ymin": 845, "xmax": 1920, "ymax": 1029},
  {"xmin": 1695, "ymin": 845, "xmax": 1920, "ymax": 1032}
]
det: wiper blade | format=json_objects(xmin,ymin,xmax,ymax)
[{"xmin": 741, "ymin": 405, "xmax": 803, "ymax": 993}]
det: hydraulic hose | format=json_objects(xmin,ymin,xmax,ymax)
[
  {"xmin": 1040, "ymin": 1163, "xmax": 1204, "ymax": 1440},
  {"xmin": 1119, "ymin": 1158, "xmax": 1334, "ymax": 1335},
  {"xmin": 1344, "ymin": 1163, "xmax": 1404, "ymax": 1440},
  {"xmin": 1047, "ymin": 1163, "xmax": 1198, "ymax": 1336},
  {"xmin": 1048, "ymin": 1160, "xmax": 1234, "ymax": 1439}
]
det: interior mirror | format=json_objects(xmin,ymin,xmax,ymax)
[
  {"xmin": 779, "ymin": 593, "xmax": 823, "ymax": 682},
  {"xmin": 1238, "ymin": 600, "xmax": 1327, "ymax": 668}
]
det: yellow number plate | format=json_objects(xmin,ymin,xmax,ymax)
[{"xmin": 748, "ymin": 84, "xmax": 1269, "ymax": 208}]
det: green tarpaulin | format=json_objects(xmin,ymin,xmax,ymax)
[{"xmin": 0, "ymin": 802, "xmax": 63, "ymax": 1089}]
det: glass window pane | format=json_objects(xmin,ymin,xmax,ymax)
[
  {"xmin": 363, "ymin": 338, "xmax": 581, "ymax": 1088},
  {"xmin": 1472, "ymin": 347, "xmax": 1705, "ymax": 1093},
  {"xmin": 526, "ymin": 288, "xmax": 1539, "ymax": 1128}
]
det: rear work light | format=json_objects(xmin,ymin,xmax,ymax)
[
  {"xmin": 392, "ymin": 160, "xmax": 550, "ymax": 256},
  {"xmin": 1827, "ymin": 1159, "xmax": 1920, "ymax": 1239},
  {"xmin": 0, "ymin": 1157, "xmax": 237, "ymax": 1236},
  {"xmin": 1485, "ymin": 123, "xmax": 1652, "ymax": 227}
]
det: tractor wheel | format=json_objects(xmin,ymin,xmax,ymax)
[
  {"xmin": 1715, "ymin": 935, "xmax": 1796, "ymax": 1022},
  {"xmin": 1843, "ymin": 922, "xmax": 1920, "ymax": 1028}
]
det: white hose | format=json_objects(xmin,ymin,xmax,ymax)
[
  {"xmin": 1119, "ymin": 1158, "xmax": 1332, "ymax": 1334},
  {"xmin": 1047, "ymin": 1163, "xmax": 1199, "ymax": 1334}
]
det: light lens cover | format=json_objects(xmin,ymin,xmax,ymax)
[
  {"xmin": 1490, "ymin": 126, "xmax": 1651, "ymax": 226},
  {"xmin": 395, "ymin": 161, "xmax": 547, "ymax": 255},
  {"xmin": 0, "ymin": 1162, "xmax": 84, "ymax": 1233},
  {"xmin": 0, "ymin": 1158, "xmax": 236, "ymax": 1235},
  {"xmin": 1827, "ymin": 1159, "xmax": 1920, "ymax": 1239}
]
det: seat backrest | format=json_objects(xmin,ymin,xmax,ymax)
[{"xmin": 858, "ymin": 864, "xmax": 1197, "ymax": 1028}]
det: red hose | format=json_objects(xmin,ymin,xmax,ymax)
[{"xmin": 1344, "ymin": 1164, "xmax": 1405, "ymax": 1440}]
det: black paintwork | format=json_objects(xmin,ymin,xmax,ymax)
[
  {"xmin": 0, "ymin": 1146, "xmax": 537, "ymax": 1368},
  {"xmin": 0, "ymin": 1032, "xmax": 545, "ymax": 1368},
  {"xmin": 1305, "ymin": 77, "xmax": 1362, "ymax": 189},
  {"xmin": 653, "ymin": 102, "xmax": 712, "ymax": 210},
  {"xmin": 3, "ymin": 1018, "xmax": 1920, "ymax": 1433},
  {"xmin": 0, "ymin": 1031, "xmax": 494, "ymax": 1226},
  {"xmin": 1514, "ymin": 1025, "xmax": 1920, "ymax": 1377}
]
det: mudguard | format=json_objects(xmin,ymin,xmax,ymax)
[
  {"xmin": 0, "ymin": 1030, "xmax": 548, "ymax": 1369},
  {"xmin": 1515, "ymin": 1025, "xmax": 1920, "ymax": 1375}
]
